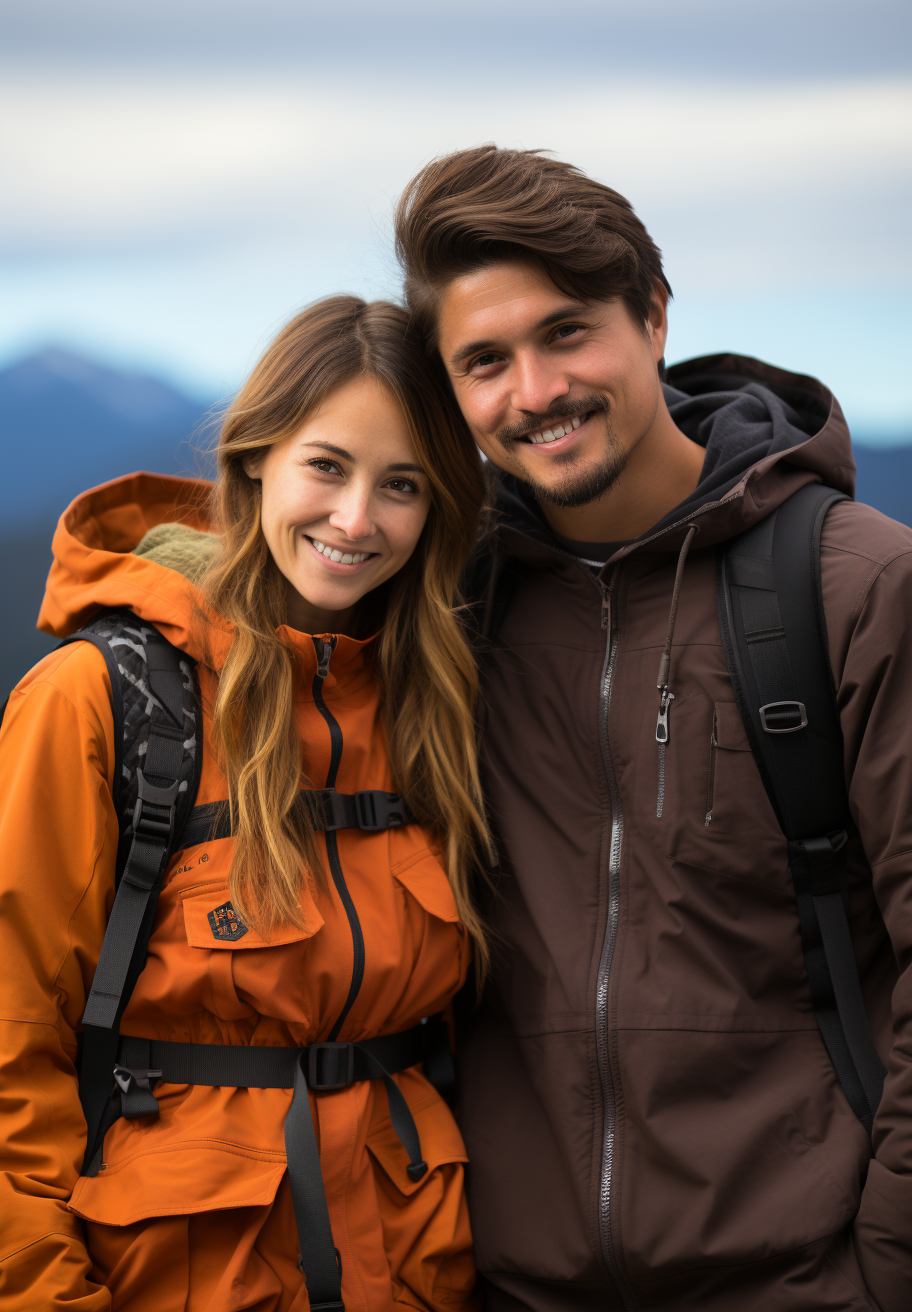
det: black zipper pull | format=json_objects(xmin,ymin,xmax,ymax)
[{"xmin": 314, "ymin": 635, "xmax": 337, "ymax": 680}]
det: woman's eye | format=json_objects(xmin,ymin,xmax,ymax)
[
  {"xmin": 309, "ymin": 458, "xmax": 341, "ymax": 475},
  {"xmin": 385, "ymin": 478, "xmax": 419, "ymax": 494}
]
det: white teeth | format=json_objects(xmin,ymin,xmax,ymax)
[
  {"xmin": 310, "ymin": 538, "xmax": 372, "ymax": 564},
  {"xmin": 528, "ymin": 414, "xmax": 587, "ymax": 444}
]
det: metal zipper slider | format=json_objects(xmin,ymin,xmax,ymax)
[{"xmin": 655, "ymin": 687, "xmax": 674, "ymax": 743}]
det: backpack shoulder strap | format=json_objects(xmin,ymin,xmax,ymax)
[
  {"xmin": 717, "ymin": 482, "xmax": 885, "ymax": 1132},
  {"xmin": 58, "ymin": 611, "xmax": 201, "ymax": 1171}
]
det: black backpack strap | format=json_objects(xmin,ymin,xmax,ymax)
[
  {"xmin": 179, "ymin": 788, "xmax": 415, "ymax": 849},
  {"xmin": 58, "ymin": 612, "xmax": 201, "ymax": 1172},
  {"xmin": 717, "ymin": 482, "xmax": 885, "ymax": 1132}
]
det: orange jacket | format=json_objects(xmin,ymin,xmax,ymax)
[{"xmin": 0, "ymin": 474, "xmax": 476, "ymax": 1312}]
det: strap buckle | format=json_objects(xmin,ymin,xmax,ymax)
[
  {"xmin": 113, "ymin": 1064, "xmax": 162, "ymax": 1095},
  {"xmin": 354, "ymin": 790, "xmax": 407, "ymax": 831},
  {"xmin": 307, "ymin": 1042, "xmax": 355, "ymax": 1091},
  {"xmin": 759, "ymin": 700, "xmax": 808, "ymax": 734},
  {"xmin": 132, "ymin": 768, "xmax": 180, "ymax": 841}
]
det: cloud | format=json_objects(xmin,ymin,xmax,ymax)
[{"xmin": 2, "ymin": 69, "xmax": 910, "ymax": 297}]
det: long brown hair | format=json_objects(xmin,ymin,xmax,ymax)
[{"xmin": 203, "ymin": 296, "xmax": 490, "ymax": 971}]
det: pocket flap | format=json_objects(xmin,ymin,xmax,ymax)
[
  {"xmin": 67, "ymin": 1085, "xmax": 289, "ymax": 1226},
  {"xmin": 180, "ymin": 880, "xmax": 322, "ymax": 949},
  {"xmin": 714, "ymin": 701, "xmax": 753, "ymax": 752},
  {"xmin": 367, "ymin": 1089, "xmax": 468, "ymax": 1196},
  {"xmin": 390, "ymin": 848, "xmax": 459, "ymax": 924}
]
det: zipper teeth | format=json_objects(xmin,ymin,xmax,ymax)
[
  {"xmin": 705, "ymin": 712, "xmax": 717, "ymax": 827},
  {"xmin": 656, "ymin": 742, "xmax": 666, "ymax": 820},
  {"xmin": 311, "ymin": 638, "xmax": 366, "ymax": 1042},
  {"xmin": 595, "ymin": 570, "xmax": 637, "ymax": 1312}
]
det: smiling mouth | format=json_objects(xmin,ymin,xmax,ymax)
[
  {"xmin": 307, "ymin": 536, "xmax": 378, "ymax": 566},
  {"xmin": 519, "ymin": 411, "xmax": 593, "ymax": 445}
]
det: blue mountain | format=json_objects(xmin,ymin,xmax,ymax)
[{"xmin": 1, "ymin": 348, "xmax": 216, "ymax": 526}]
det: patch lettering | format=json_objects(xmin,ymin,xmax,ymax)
[{"xmin": 208, "ymin": 901, "xmax": 249, "ymax": 941}]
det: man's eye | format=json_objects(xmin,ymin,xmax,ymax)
[
  {"xmin": 471, "ymin": 352, "xmax": 502, "ymax": 370},
  {"xmin": 553, "ymin": 323, "xmax": 582, "ymax": 340}
]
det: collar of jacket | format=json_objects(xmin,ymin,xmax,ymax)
[{"xmin": 490, "ymin": 351, "xmax": 856, "ymax": 570}]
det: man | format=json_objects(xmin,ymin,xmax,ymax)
[{"xmin": 394, "ymin": 145, "xmax": 912, "ymax": 1311}]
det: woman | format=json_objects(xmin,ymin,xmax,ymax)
[{"xmin": 0, "ymin": 297, "xmax": 490, "ymax": 1311}]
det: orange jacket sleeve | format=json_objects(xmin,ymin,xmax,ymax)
[{"xmin": 0, "ymin": 644, "xmax": 119, "ymax": 1310}]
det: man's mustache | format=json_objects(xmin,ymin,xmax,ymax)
[{"xmin": 495, "ymin": 395, "xmax": 610, "ymax": 448}]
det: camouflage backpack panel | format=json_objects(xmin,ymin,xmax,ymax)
[{"xmin": 77, "ymin": 611, "xmax": 201, "ymax": 850}]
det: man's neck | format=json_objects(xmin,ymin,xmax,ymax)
[{"xmin": 539, "ymin": 404, "xmax": 706, "ymax": 542}]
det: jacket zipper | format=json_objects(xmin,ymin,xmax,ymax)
[
  {"xmin": 705, "ymin": 710, "xmax": 717, "ymax": 827},
  {"xmin": 654, "ymin": 688, "xmax": 674, "ymax": 820},
  {"xmin": 595, "ymin": 569, "xmax": 637, "ymax": 1312},
  {"xmin": 312, "ymin": 636, "xmax": 366, "ymax": 1040}
]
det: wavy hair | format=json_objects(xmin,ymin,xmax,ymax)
[{"xmin": 203, "ymin": 296, "xmax": 490, "ymax": 972}]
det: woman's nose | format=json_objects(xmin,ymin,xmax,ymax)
[{"xmin": 328, "ymin": 489, "xmax": 374, "ymax": 543}]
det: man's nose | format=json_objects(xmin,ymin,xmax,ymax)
[
  {"xmin": 328, "ymin": 487, "xmax": 374, "ymax": 542},
  {"xmin": 510, "ymin": 350, "xmax": 571, "ymax": 418}
]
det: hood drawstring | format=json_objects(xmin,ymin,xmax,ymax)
[{"xmin": 655, "ymin": 525, "xmax": 698, "ymax": 750}]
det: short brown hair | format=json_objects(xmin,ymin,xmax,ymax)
[{"xmin": 395, "ymin": 144, "xmax": 671, "ymax": 346}]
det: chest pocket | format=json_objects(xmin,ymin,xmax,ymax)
[
  {"xmin": 649, "ymin": 697, "xmax": 786, "ymax": 883},
  {"xmin": 180, "ymin": 880, "xmax": 317, "ymax": 1020}
]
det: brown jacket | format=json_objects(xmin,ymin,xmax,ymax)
[{"xmin": 459, "ymin": 356, "xmax": 912, "ymax": 1312}]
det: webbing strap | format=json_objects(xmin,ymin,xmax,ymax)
[
  {"xmin": 178, "ymin": 788, "xmax": 415, "ymax": 850},
  {"xmin": 718, "ymin": 483, "xmax": 886, "ymax": 1132},
  {"xmin": 114, "ymin": 1026, "xmax": 431, "ymax": 1311},
  {"xmin": 81, "ymin": 733, "xmax": 183, "ymax": 1030}
]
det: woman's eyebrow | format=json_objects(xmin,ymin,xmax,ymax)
[
  {"xmin": 387, "ymin": 463, "xmax": 425, "ymax": 474},
  {"xmin": 302, "ymin": 441, "xmax": 353, "ymax": 459}
]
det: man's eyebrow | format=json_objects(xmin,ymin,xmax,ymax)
[{"xmin": 448, "ymin": 302, "xmax": 592, "ymax": 369}]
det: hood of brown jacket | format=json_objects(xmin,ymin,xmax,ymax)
[{"xmin": 493, "ymin": 352, "xmax": 857, "ymax": 562}]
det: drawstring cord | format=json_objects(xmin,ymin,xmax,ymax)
[{"xmin": 655, "ymin": 526, "xmax": 698, "ymax": 817}]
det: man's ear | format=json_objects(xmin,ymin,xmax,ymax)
[
  {"xmin": 242, "ymin": 450, "xmax": 263, "ymax": 481},
  {"xmin": 647, "ymin": 283, "xmax": 669, "ymax": 363}
]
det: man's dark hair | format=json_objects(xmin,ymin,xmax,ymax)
[{"xmin": 395, "ymin": 144, "xmax": 672, "ymax": 346}]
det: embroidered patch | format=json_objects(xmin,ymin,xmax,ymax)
[{"xmin": 208, "ymin": 901, "xmax": 249, "ymax": 941}]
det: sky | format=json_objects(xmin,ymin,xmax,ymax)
[{"xmin": 1, "ymin": 0, "xmax": 910, "ymax": 440}]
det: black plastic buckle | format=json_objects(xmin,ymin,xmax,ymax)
[
  {"xmin": 355, "ymin": 790, "xmax": 405, "ymax": 831},
  {"xmin": 307, "ymin": 1042, "xmax": 355, "ymax": 1091},
  {"xmin": 759, "ymin": 700, "xmax": 808, "ymax": 734},
  {"xmin": 113, "ymin": 1064, "xmax": 162, "ymax": 1095},
  {"xmin": 312, "ymin": 789, "xmax": 346, "ymax": 832},
  {"xmin": 132, "ymin": 768, "xmax": 180, "ymax": 841}
]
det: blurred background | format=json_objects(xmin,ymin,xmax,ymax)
[{"xmin": 2, "ymin": 0, "xmax": 911, "ymax": 693}]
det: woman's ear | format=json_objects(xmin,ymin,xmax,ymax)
[{"xmin": 242, "ymin": 450, "xmax": 263, "ymax": 481}]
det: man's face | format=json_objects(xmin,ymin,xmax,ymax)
[{"xmin": 436, "ymin": 260, "xmax": 668, "ymax": 509}]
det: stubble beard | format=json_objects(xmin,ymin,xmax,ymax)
[{"xmin": 501, "ymin": 405, "xmax": 631, "ymax": 510}]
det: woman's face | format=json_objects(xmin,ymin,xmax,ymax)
[{"xmin": 246, "ymin": 375, "xmax": 432, "ymax": 634}]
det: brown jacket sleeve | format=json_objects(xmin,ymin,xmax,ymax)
[
  {"xmin": 0, "ymin": 644, "xmax": 119, "ymax": 1310},
  {"xmin": 824, "ymin": 505, "xmax": 912, "ymax": 1311}
]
